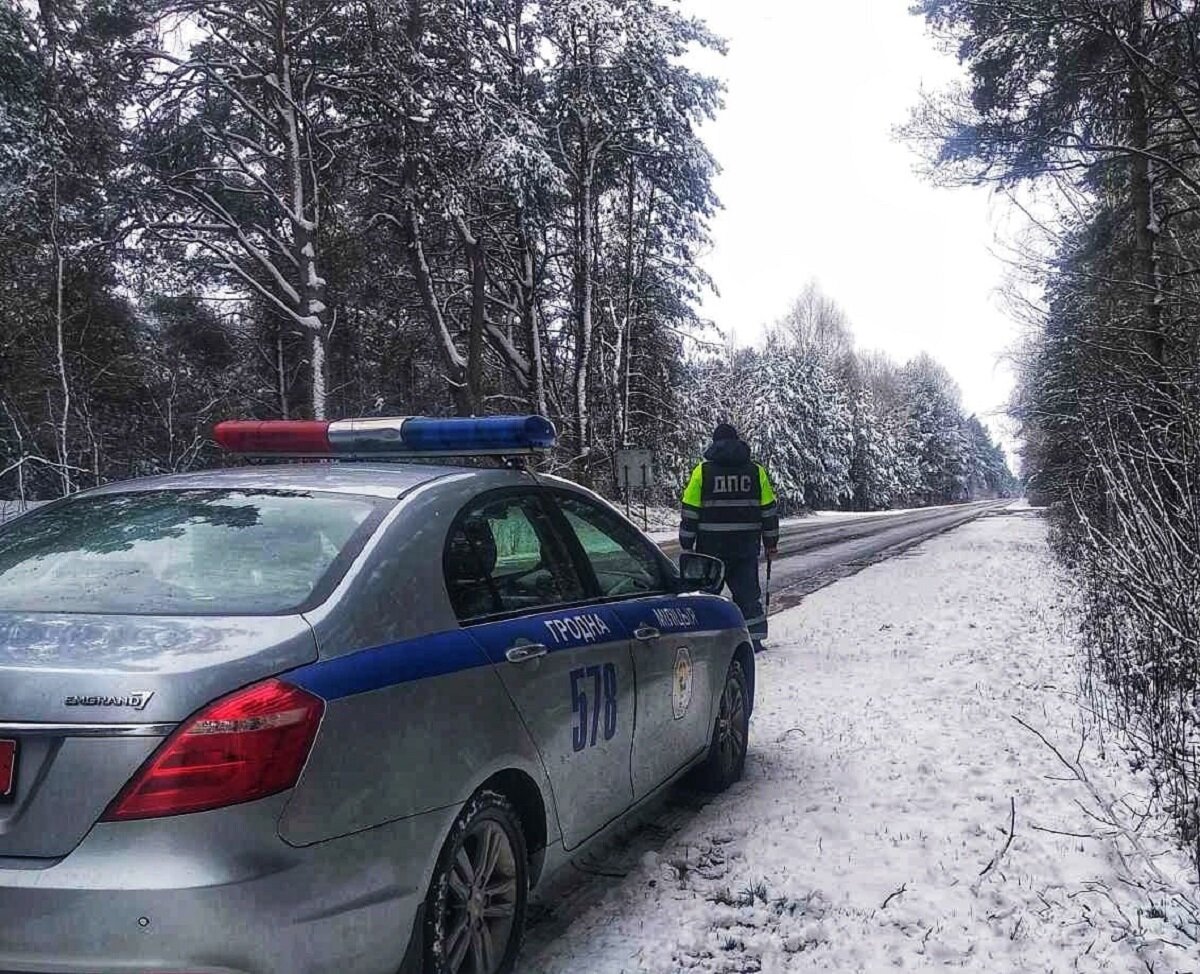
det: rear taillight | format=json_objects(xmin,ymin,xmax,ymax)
[{"xmin": 103, "ymin": 679, "xmax": 324, "ymax": 822}]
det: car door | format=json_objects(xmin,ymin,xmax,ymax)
[
  {"xmin": 548, "ymin": 492, "xmax": 716, "ymax": 801},
  {"xmin": 443, "ymin": 488, "xmax": 635, "ymax": 850}
]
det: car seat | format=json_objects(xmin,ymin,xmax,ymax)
[{"xmin": 445, "ymin": 517, "xmax": 499, "ymax": 619}]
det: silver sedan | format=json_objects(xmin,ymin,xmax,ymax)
[{"xmin": 0, "ymin": 446, "xmax": 754, "ymax": 973}]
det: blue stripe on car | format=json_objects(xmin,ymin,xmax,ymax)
[
  {"xmin": 608, "ymin": 595, "xmax": 745, "ymax": 636},
  {"xmin": 467, "ymin": 605, "xmax": 627, "ymax": 664},
  {"xmin": 289, "ymin": 629, "xmax": 488, "ymax": 700},
  {"xmin": 290, "ymin": 597, "xmax": 742, "ymax": 701}
]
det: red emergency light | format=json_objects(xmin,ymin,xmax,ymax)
[{"xmin": 213, "ymin": 421, "xmax": 332, "ymax": 455}]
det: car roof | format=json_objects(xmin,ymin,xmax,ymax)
[{"xmin": 77, "ymin": 462, "xmax": 505, "ymax": 500}]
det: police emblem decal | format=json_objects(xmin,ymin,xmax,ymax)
[{"xmin": 672, "ymin": 647, "xmax": 694, "ymax": 720}]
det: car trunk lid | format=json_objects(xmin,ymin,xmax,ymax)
[{"xmin": 0, "ymin": 611, "xmax": 317, "ymax": 858}]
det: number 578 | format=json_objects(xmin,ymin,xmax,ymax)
[{"xmin": 570, "ymin": 663, "xmax": 618, "ymax": 752}]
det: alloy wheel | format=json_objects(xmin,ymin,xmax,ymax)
[
  {"xmin": 439, "ymin": 819, "xmax": 520, "ymax": 974},
  {"xmin": 716, "ymin": 674, "xmax": 747, "ymax": 777}
]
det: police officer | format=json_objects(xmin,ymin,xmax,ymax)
[{"xmin": 678, "ymin": 424, "xmax": 779, "ymax": 649}]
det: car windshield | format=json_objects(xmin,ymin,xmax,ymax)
[{"xmin": 0, "ymin": 489, "xmax": 384, "ymax": 615}]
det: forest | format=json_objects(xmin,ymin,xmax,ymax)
[
  {"xmin": 0, "ymin": 0, "xmax": 1014, "ymax": 513},
  {"xmin": 913, "ymin": 0, "xmax": 1200, "ymax": 872}
]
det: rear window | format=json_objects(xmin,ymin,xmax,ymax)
[{"xmin": 0, "ymin": 489, "xmax": 386, "ymax": 615}]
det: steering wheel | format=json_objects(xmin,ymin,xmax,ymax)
[
  {"xmin": 598, "ymin": 571, "xmax": 646, "ymax": 597},
  {"xmin": 496, "ymin": 561, "xmax": 547, "ymax": 586}
]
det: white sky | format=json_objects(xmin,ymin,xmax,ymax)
[{"xmin": 685, "ymin": 0, "xmax": 1023, "ymax": 452}]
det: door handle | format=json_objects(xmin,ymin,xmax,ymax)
[
  {"xmin": 633, "ymin": 625, "xmax": 661, "ymax": 642},
  {"xmin": 506, "ymin": 643, "xmax": 549, "ymax": 664}
]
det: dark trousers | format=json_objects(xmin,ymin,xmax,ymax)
[{"xmin": 724, "ymin": 555, "xmax": 767, "ymax": 642}]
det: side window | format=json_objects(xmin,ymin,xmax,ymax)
[
  {"xmin": 555, "ymin": 494, "xmax": 666, "ymax": 599},
  {"xmin": 444, "ymin": 493, "xmax": 586, "ymax": 622}
]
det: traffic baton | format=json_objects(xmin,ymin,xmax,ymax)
[{"xmin": 764, "ymin": 549, "xmax": 773, "ymax": 617}]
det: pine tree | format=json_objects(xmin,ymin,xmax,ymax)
[{"xmin": 899, "ymin": 355, "xmax": 971, "ymax": 505}]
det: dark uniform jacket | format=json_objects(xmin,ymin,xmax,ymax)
[{"xmin": 678, "ymin": 438, "xmax": 779, "ymax": 560}]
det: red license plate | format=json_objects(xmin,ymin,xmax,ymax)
[{"xmin": 0, "ymin": 739, "xmax": 15, "ymax": 800}]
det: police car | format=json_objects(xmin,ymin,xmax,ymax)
[{"xmin": 0, "ymin": 416, "xmax": 754, "ymax": 974}]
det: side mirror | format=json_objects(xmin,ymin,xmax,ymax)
[{"xmin": 678, "ymin": 551, "xmax": 725, "ymax": 595}]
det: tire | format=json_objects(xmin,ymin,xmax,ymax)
[
  {"xmin": 695, "ymin": 659, "xmax": 750, "ymax": 792},
  {"xmin": 423, "ymin": 790, "xmax": 529, "ymax": 974}
]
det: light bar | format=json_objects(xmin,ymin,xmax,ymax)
[{"xmin": 213, "ymin": 415, "xmax": 557, "ymax": 458}]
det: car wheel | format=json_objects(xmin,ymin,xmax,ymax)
[
  {"xmin": 423, "ymin": 790, "xmax": 529, "ymax": 974},
  {"xmin": 695, "ymin": 659, "xmax": 750, "ymax": 792}
]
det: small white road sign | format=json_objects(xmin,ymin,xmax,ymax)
[{"xmin": 616, "ymin": 449, "xmax": 655, "ymax": 489}]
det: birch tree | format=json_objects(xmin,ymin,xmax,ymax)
[{"xmin": 135, "ymin": 0, "xmax": 365, "ymax": 419}]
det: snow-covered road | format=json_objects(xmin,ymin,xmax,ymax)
[{"xmin": 522, "ymin": 508, "xmax": 1199, "ymax": 973}]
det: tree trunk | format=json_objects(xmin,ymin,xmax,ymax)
[
  {"xmin": 1129, "ymin": 0, "xmax": 1165, "ymax": 365},
  {"xmin": 618, "ymin": 162, "xmax": 636, "ymax": 450},
  {"xmin": 574, "ymin": 161, "xmax": 595, "ymax": 469},
  {"xmin": 51, "ymin": 173, "xmax": 72, "ymax": 495},
  {"xmin": 405, "ymin": 200, "xmax": 474, "ymax": 415},
  {"xmin": 511, "ymin": 6, "xmax": 546, "ymax": 419},
  {"xmin": 274, "ymin": 4, "xmax": 330, "ymax": 418},
  {"xmin": 455, "ymin": 215, "xmax": 487, "ymax": 412},
  {"xmin": 468, "ymin": 240, "xmax": 486, "ymax": 409},
  {"xmin": 276, "ymin": 329, "xmax": 290, "ymax": 419},
  {"xmin": 310, "ymin": 330, "xmax": 327, "ymax": 420},
  {"xmin": 2, "ymin": 403, "xmax": 27, "ymax": 505},
  {"xmin": 40, "ymin": 3, "xmax": 72, "ymax": 495},
  {"xmin": 519, "ymin": 220, "xmax": 548, "ymax": 417}
]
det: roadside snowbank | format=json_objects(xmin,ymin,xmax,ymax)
[
  {"xmin": 0, "ymin": 500, "xmax": 44, "ymax": 524},
  {"xmin": 803, "ymin": 503, "xmax": 958, "ymax": 523},
  {"xmin": 647, "ymin": 516, "xmax": 809, "ymax": 546},
  {"xmin": 644, "ymin": 502, "xmax": 1000, "ymax": 545},
  {"xmin": 523, "ymin": 509, "xmax": 1198, "ymax": 973}
]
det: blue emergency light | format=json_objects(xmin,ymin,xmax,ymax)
[
  {"xmin": 401, "ymin": 416, "xmax": 556, "ymax": 452},
  {"xmin": 214, "ymin": 415, "xmax": 557, "ymax": 458}
]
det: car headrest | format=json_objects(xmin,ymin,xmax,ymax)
[{"xmin": 447, "ymin": 516, "xmax": 498, "ymax": 580}]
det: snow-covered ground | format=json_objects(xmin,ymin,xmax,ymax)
[{"xmin": 523, "ymin": 508, "xmax": 1200, "ymax": 973}]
